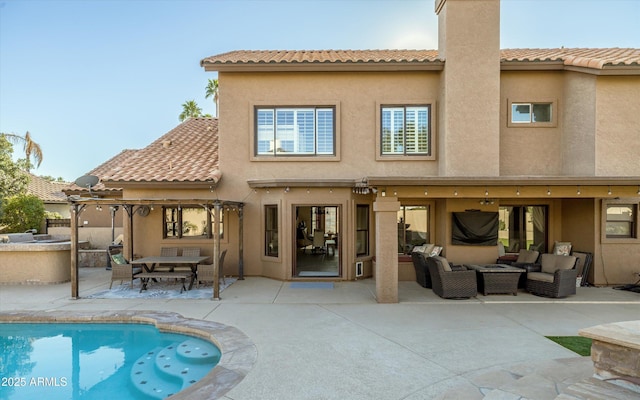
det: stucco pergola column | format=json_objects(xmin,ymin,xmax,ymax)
[{"xmin": 374, "ymin": 197, "xmax": 401, "ymax": 303}]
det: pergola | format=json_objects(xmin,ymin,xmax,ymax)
[{"xmin": 67, "ymin": 197, "xmax": 244, "ymax": 300}]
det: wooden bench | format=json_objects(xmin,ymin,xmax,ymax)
[{"xmin": 137, "ymin": 272, "xmax": 193, "ymax": 293}]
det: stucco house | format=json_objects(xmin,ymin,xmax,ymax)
[{"xmin": 71, "ymin": 0, "xmax": 640, "ymax": 303}]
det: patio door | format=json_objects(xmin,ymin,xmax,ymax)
[
  {"xmin": 294, "ymin": 205, "xmax": 340, "ymax": 277},
  {"xmin": 499, "ymin": 206, "xmax": 547, "ymax": 253}
]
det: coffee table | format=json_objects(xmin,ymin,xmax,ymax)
[{"xmin": 465, "ymin": 264, "xmax": 525, "ymax": 295}]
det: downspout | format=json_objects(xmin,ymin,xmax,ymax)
[{"xmin": 213, "ymin": 201, "xmax": 222, "ymax": 300}]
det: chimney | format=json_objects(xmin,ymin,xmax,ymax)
[{"xmin": 435, "ymin": 0, "xmax": 501, "ymax": 176}]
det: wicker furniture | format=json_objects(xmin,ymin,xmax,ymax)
[
  {"xmin": 427, "ymin": 256, "xmax": 477, "ymax": 299},
  {"xmin": 108, "ymin": 249, "xmax": 142, "ymax": 289},
  {"xmin": 526, "ymin": 253, "xmax": 578, "ymax": 298},
  {"xmin": 511, "ymin": 249, "xmax": 540, "ymax": 288},
  {"xmin": 465, "ymin": 264, "xmax": 524, "ymax": 295},
  {"xmin": 411, "ymin": 251, "xmax": 432, "ymax": 288},
  {"xmin": 197, "ymin": 249, "xmax": 227, "ymax": 287}
]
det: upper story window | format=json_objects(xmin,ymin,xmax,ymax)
[
  {"xmin": 381, "ymin": 106, "xmax": 431, "ymax": 156},
  {"xmin": 511, "ymin": 103, "xmax": 552, "ymax": 123},
  {"xmin": 255, "ymin": 107, "xmax": 335, "ymax": 156}
]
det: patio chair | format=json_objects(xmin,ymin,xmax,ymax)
[
  {"xmin": 427, "ymin": 256, "xmax": 477, "ymax": 299},
  {"xmin": 174, "ymin": 247, "xmax": 202, "ymax": 274},
  {"xmin": 197, "ymin": 249, "xmax": 227, "ymax": 287},
  {"xmin": 526, "ymin": 253, "xmax": 578, "ymax": 298},
  {"xmin": 156, "ymin": 246, "xmax": 178, "ymax": 272},
  {"xmin": 108, "ymin": 251, "xmax": 142, "ymax": 289},
  {"xmin": 411, "ymin": 251, "xmax": 432, "ymax": 288},
  {"xmin": 510, "ymin": 249, "xmax": 540, "ymax": 288}
]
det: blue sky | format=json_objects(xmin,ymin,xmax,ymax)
[{"xmin": 1, "ymin": 0, "xmax": 639, "ymax": 181}]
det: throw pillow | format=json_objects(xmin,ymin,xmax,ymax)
[{"xmin": 111, "ymin": 253, "xmax": 127, "ymax": 265}]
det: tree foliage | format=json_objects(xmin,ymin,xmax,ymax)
[
  {"xmin": 205, "ymin": 79, "xmax": 219, "ymax": 117},
  {"xmin": 0, "ymin": 194, "xmax": 45, "ymax": 233},
  {"xmin": 1, "ymin": 131, "xmax": 43, "ymax": 171},
  {"xmin": 179, "ymin": 100, "xmax": 202, "ymax": 121},
  {"xmin": 0, "ymin": 135, "xmax": 29, "ymax": 199}
]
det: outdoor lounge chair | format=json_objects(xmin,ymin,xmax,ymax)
[
  {"xmin": 526, "ymin": 253, "xmax": 578, "ymax": 298},
  {"xmin": 197, "ymin": 249, "xmax": 227, "ymax": 287},
  {"xmin": 411, "ymin": 251, "xmax": 432, "ymax": 288},
  {"xmin": 510, "ymin": 249, "xmax": 540, "ymax": 288},
  {"xmin": 427, "ymin": 256, "xmax": 477, "ymax": 299},
  {"xmin": 108, "ymin": 251, "xmax": 142, "ymax": 289}
]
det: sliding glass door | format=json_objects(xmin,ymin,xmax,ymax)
[
  {"xmin": 499, "ymin": 206, "xmax": 547, "ymax": 253},
  {"xmin": 294, "ymin": 205, "xmax": 340, "ymax": 277}
]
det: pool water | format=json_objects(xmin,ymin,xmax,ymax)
[{"xmin": 0, "ymin": 323, "xmax": 221, "ymax": 400}]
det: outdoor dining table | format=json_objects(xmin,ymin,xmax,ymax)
[{"xmin": 131, "ymin": 256, "xmax": 210, "ymax": 291}]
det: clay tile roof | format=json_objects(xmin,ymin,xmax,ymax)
[
  {"xmin": 102, "ymin": 117, "xmax": 220, "ymax": 184},
  {"xmin": 202, "ymin": 48, "xmax": 639, "ymax": 72},
  {"xmin": 64, "ymin": 149, "xmax": 139, "ymax": 194},
  {"xmin": 201, "ymin": 49, "xmax": 442, "ymax": 67},
  {"xmin": 27, "ymin": 174, "xmax": 70, "ymax": 203},
  {"xmin": 501, "ymin": 48, "xmax": 640, "ymax": 69}
]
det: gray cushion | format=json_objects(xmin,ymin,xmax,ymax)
[{"xmin": 528, "ymin": 272, "xmax": 555, "ymax": 283}]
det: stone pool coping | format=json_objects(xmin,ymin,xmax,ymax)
[{"xmin": 0, "ymin": 310, "xmax": 257, "ymax": 400}]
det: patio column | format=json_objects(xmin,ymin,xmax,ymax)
[
  {"xmin": 213, "ymin": 201, "xmax": 222, "ymax": 300},
  {"xmin": 374, "ymin": 197, "xmax": 401, "ymax": 303}
]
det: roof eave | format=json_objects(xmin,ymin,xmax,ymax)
[{"xmin": 203, "ymin": 61, "xmax": 445, "ymax": 73}]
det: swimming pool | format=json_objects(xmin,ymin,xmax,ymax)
[{"xmin": 0, "ymin": 311, "xmax": 257, "ymax": 400}]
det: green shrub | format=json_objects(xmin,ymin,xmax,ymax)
[{"xmin": 0, "ymin": 194, "xmax": 45, "ymax": 233}]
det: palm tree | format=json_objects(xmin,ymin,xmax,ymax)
[
  {"xmin": 205, "ymin": 79, "xmax": 219, "ymax": 117},
  {"xmin": 179, "ymin": 100, "xmax": 202, "ymax": 122},
  {"xmin": 1, "ymin": 131, "xmax": 43, "ymax": 171}
]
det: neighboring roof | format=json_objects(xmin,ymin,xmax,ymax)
[
  {"xmin": 202, "ymin": 48, "xmax": 640, "ymax": 75},
  {"xmin": 27, "ymin": 174, "xmax": 69, "ymax": 203},
  {"xmin": 102, "ymin": 117, "xmax": 221, "ymax": 186}
]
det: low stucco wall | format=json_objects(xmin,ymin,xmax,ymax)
[{"xmin": 0, "ymin": 242, "xmax": 72, "ymax": 284}]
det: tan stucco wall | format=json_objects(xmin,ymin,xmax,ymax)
[
  {"xmin": 219, "ymin": 71, "xmax": 441, "ymax": 187},
  {"xmin": 595, "ymin": 76, "xmax": 640, "ymax": 176},
  {"xmin": 0, "ymin": 245, "xmax": 71, "ymax": 284},
  {"xmin": 500, "ymin": 71, "xmax": 564, "ymax": 175},
  {"xmin": 563, "ymin": 72, "xmax": 597, "ymax": 175},
  {"xmin": 437, "ymin": 0, "xmax": 501, "ymax": 177}
]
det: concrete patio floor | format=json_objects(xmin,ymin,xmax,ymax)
[{"xmin": 1, "ymin": 267, "xmax": 639, "ymax": 399}]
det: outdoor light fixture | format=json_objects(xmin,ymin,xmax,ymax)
[
  {"xmin": 284, "ymin": 187, "xmax": 290, "ymax": 193},
  {"xmin": 479, "ymin": 198, "xmax": 495, "ymax": 205},
  {"xmin": 454, "ymin": 188, "xmax": 458, "ymax": 196},
  {"xmin": 307, "ymin": 188, "xmax": 310, "ymax": 194},
  {"xmin": 516, "ymin": 187, "xmax": 520, "ymax": 196},
  {"xmin": 577, "ymin": 186, "xmax": 581, "ymax": 195},
  {"xmin": 381, "ymin": 189, "xmax": 386, "ymax": 197},
  {"xmin": 637, "ymin": 186, "xmax": 640, "ymax": 195},
  {"xmin": 608, "ymin": 186, "xmax": 612, "ymax": 195},
  {"xmin": 424, "ymin": 188, "xmax": 428, "ymax": 196},
  {"xmin": 547, "ymin": 187, "xmax": 551, "ymax": 196},
  {"xmin": 393, "ymin": 190, "xmax": 397, "ymax": 196},
  {"xmin": 485, "ymin": 188, "xmax": 489, "ymax": 196}
]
